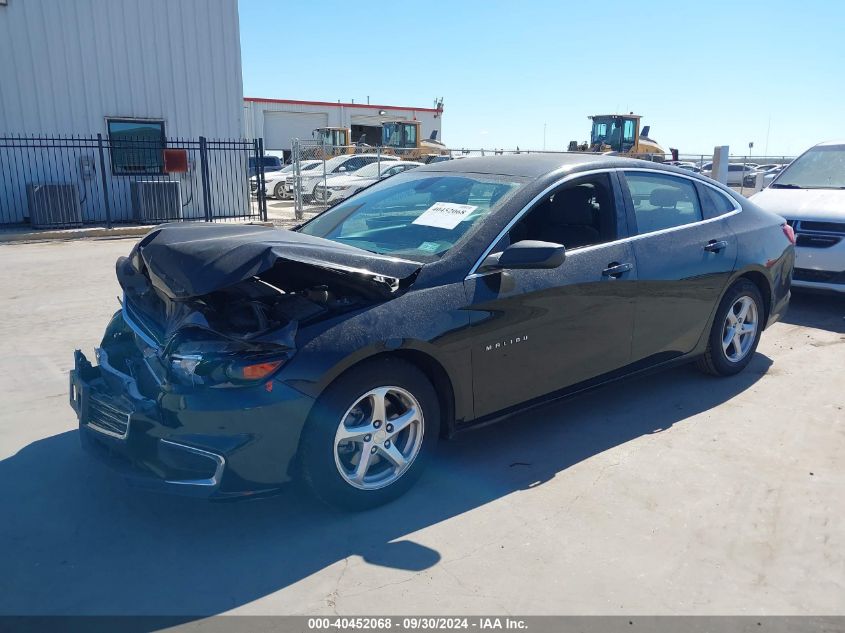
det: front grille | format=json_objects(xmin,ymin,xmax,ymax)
[
  {"xmin": 88, "ymin": 393, "xmax": 131, "ymax": 438},
  {"xmin": 796, "ymin": 234, "xmax": 841, "ymax": 248},
  {"xmin": 793, "ymin": 268, "xmax": 845, "ymax": 285},
  {"xmin": 788, "ymin": 219, "xmax": 845, "ymax": 248},
  {"xmin": 799, "ymin": 220, "xmax": 845, "ymax": 234},
  {"xmin": 250, "ymin": 181, "xmax": 258, "ymax": 192}
]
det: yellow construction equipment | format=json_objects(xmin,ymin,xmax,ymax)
[
  {"xmin": 379, "ymin": 120, "xmax": 448, "ymax": 160},
  {"xmin": 570, "ymin": 113, "xmax": 668, "ymax": 159},
  {"xmin": 312, "ymin": 127, "xmax": 353, "ymax": 157}
]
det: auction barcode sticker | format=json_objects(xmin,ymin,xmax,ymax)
[{"xmin": 412, "ymin": 202, "xmax": 478, "ymax": 230}]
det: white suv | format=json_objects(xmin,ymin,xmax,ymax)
[{"xmin": 751, "ymin": 140, "xmax": 845, "ymax": 293}]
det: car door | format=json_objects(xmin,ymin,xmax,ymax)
[
  {"xmin": 619, "ymin": 170, "xmax": 738, "ymax": 364},
  {"xmin": 464, "ymin": 172, "xmax": 638, "ymax": 418}
]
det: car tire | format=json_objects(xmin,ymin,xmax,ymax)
[
  {"xmin": 299, "ymin": 358, "xmax": 440, "ymax": 511},
  {"xmin": 696, "ymin": 279, "xmax": 765, "ymax": 377},
  {"xmin": 273, "ymin": 182, "xmax": 285, "ymax": 199}
]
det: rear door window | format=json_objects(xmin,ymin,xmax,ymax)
[
  {"xmin": 696, "ymin": 183, "xmax": 737, "ymax": 219},
  {"xmin": 623, "ymin": 172, "xmax": 703, "ymax": 234}
]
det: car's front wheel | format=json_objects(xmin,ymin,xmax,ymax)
[
  {"xmin": 696, "ymin": 279, "xmax": 764, "ymax": 376},
  {"xmin": 273, "ymin": 182, "xmax": 285, "ymax": 198},
  {"xmin": 299, "ymin": 358, "xmax": 440, "ymax": 510}
]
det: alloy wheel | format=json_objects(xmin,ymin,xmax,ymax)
[
  {"xmin": 722, "ymin": 295, "xmax": 758, "ymax": 363},
  {"xmin": 333, "ymin": 386, "xmax": 425, "ymax": 490}
]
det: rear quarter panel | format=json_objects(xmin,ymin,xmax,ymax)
[{"xmin": 724, "ymin": 197, "xmax": 794, "ymax": 326}]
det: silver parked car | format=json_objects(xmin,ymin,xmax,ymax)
[{"xmin": 751, "ymin": 140, "xmax": 845, "ymax": 293}]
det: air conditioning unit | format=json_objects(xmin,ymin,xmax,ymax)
[
  {"xmin": 26, "ymin": 184, "xmax": 83, "ymax": 228},
  {"xmin": 130, "ymin": 181, "xmax": 183, "ymax": 222}
]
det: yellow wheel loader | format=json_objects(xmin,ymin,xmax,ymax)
[
  {"xmin": 379, "ymin": 121, "xmax": 448, "ymax": 161},
  {"xmin": 569, "ymin": 114, "xmax": 668, "ymax": 160},
  {"xmin": 312, "ymin": 127, "xmax": 353, "ymax": 158}
]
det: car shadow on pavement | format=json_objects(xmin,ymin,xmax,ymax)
[
  {"xmin": 780, "ymin": 291, "xmax": 845, "ymax": 333},
  {"xmin": 0, "ymin": 354, "xmax": 772, "ymax": 616}
]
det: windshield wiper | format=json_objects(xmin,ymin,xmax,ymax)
[{"xmin": 770, "ymin": 183, "xmax": 803, "ymax": 189}]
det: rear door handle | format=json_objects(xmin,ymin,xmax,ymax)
[
  {"xmin": 602, "ymin": 262, "xmax": 633, "ymax": 278},
  {"xmin": 704, "ymin": 239, "xmax": 728, "ymax": 253}
]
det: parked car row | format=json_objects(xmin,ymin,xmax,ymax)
[
  {"xmin": 250, "ymin": 153, "xmax": 429, "ymax": 204},
  {"xmin": 742, "ymin": 164, "xmax": 788, "ymax": 187}
]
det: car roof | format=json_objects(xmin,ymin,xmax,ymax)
[
  {"xmin": 413, "ymin": 152, "xmax": 694, "ymax": 179},
  {"xmin": 815, "ymin": 139, "xmax": 845, "ymax": 147}
]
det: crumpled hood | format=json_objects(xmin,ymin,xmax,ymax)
[
  {"xmin": 131, "ymin": 223, "xmax": 422, "ymax": 300},
  {"xmin": 751, "ymin": 187, "xmax": 845, "ymax": 222}
]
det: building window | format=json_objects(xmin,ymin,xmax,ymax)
[{"xmin": 106, "ymin": 118, "xmax": 166, "ymax": 175}]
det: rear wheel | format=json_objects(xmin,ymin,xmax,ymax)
[
  {"xmin": 696, "ymin": 279, "xmax": 764, "ymax": 376},
  {"xmin": 299, "ymin": 359, "xmax": 440, "ymax": 510}
]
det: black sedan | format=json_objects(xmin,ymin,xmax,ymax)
[{"xmin": 69, "ymin": 154, "xmax": 794, "ymax": 509}]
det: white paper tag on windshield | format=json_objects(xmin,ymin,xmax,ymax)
[{"xmin": 412, "ymin": 202, "xmax": 478, "ymax": 230}]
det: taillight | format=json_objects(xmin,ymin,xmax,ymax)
[{"xmin": 782, "ymin": 223, "xmax": 796, "ymax": 245}]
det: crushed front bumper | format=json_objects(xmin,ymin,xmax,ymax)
[{"xmin": 69, "ymin": 316, "xmax": 314, "ymax": 499}]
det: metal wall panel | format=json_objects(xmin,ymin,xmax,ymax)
[
  {"xmin": 0, "ymin": 0, "xmax": 244, "ymax": 138},
  {"xmin": 243, "ymin": 99, "xmax": 444, "ymax": 147}
]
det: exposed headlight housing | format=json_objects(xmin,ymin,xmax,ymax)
[
  {"xmin": 328, "ymin": 185, "xmax": 350, "ymax": 191},
  {"xmin": 168, "ymin": 338, "xmax": 288, "ymax": 387}
]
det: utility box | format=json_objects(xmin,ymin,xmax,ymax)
[
  {"xmin": 130, "ymin": 181, "xmax": 183, "ymax": 223},
  {"xmin": 26, "ymin": 184, "xmax": 84, "ymax": 228},
  {"xmin": 711, "ymin": 146, "xmax": 729, "ymax": 184},
  {"xmin": 163, "ymin": 149, "xmax": 189, "ymax": 173}
]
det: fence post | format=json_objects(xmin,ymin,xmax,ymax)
[
  {"xmin": 292, "ymin": 138, "xmax": 303, "ymax": 221},
  {"xmin": 96, "ymin": 133, "xmax": 112, "ymax": 228},
  {"xmin": 199, "ymin": 136, "xmax": 212, "ymax": 221},
  {"xmin": 256, "ymin": 138, "xmax": 267, "ymax": 222}
]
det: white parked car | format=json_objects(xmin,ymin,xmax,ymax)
[
  {"xmin": 299, "ymin": 154, "xmax": 400, "ymax": 201},
  {"xmin": 702, "ymin": 163, "xmax": 758, "ymax": 185},
  {"xmin": 314, "ymin": 161, "xmax": 423, "ymax": 205},
  {"xmin": 265, "ymin": 160, "xmax": 324, "ymax": 198},
  {"xmin": 250, "ymin": 161, "xmax": 322, "ymax": 199},
  {"xmin": 751, "ymin": 140, "xmax": 845, "ymax": 293}
]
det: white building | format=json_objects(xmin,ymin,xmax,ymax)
[
  {"xmin": 0, "ymin": 0, "xmax": 246, "ymax": 227},
  {"xmin": 243, "ymin": 98, "xmax": 444, "ymax": 155},
  {"xmin": 0, "ymin": 0, "xmax": 243, "ymax": 138}
]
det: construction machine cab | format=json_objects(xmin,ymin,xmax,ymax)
[
  {"xmin": 313, "ymin": 127, "xmax": 351, "ymax": 148},
  {"xmin": 589, "ymin": 114, "xmax": 640, "ymax": 153},
  {"xmin": 381, "ymin": 121, "xmax": 420, "ymax": 150}
]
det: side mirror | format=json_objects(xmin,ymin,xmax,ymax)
[{"xmin": 481, "ymin": 240, "xmax": 566, "ymax": 271}]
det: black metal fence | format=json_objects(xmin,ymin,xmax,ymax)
[{"xmin": 0, "ymin": 134, "xmax": 267, "ymax": 228}]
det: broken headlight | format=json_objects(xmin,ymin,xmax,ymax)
[{"xmin": 169, "ymin": 339, "xmax": 288, "ymax": 387}]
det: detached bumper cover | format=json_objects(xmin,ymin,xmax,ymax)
[{"xmin": 69, "ymin": 341, "xmax": 314, "ymax": 499}]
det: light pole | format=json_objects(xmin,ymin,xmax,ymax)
[{"xmin": 543, "ymin": 123, "xmax": 547, "ymax": 151}]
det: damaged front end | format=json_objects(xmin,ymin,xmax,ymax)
[{"xmin": 70, "ymin": 223, "xmax": 422, "ymax": 497}]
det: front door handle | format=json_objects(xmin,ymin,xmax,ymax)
[
  {"xmin": 602, "ymin": 262, "xmax": 633, "ymax": 278},
  {"xmin": 704, "ymin": 239, "xmax": 728, "ymax": 253}
]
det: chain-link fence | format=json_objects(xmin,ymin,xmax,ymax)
[{"xmin": 289, "ymin": 140, "xmax": 434, "ymax": 218}]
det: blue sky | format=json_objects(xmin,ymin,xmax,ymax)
[{"xmin": 239, "ymin": 0, "xmax": 843, "ymax": 156}]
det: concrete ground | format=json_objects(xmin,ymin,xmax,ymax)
[{"xmin": 0, "ymin": 238, "xmax": 843, "ymax": 617}]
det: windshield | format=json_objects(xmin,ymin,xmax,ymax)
[
  {"xmin": 772, "ymin": 145, "xmax": 845, "ymax": 189},
  {"xmin": 298, "ymin": 172, "xmax": 524, "ymax": 260}
]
